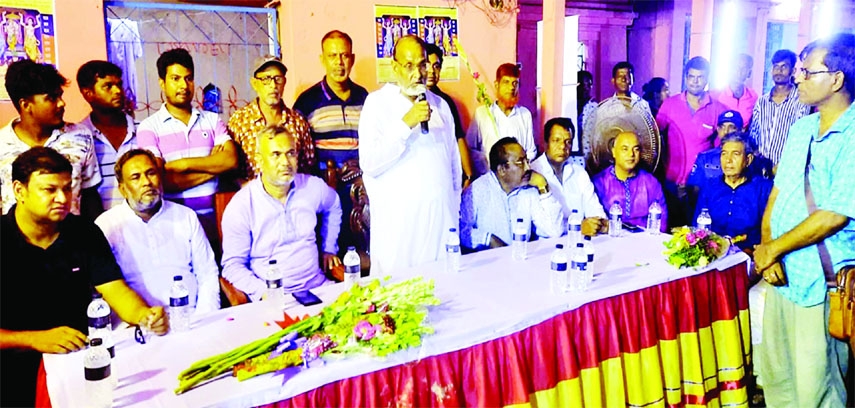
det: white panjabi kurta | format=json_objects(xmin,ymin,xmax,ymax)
[{"xmin": 359, "ymin": 83, "xmax": 462, "ymax": 276}]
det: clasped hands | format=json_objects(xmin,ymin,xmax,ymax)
[{"xmin": 754, "ymin": 241, "xmax": 787, "ymax": 286}]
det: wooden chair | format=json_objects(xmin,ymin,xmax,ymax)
[{"xmin": 215, "ymin": 190, "xmax": 249, "ymax": 306}]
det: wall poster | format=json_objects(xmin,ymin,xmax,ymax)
[
  {"xmin": 1, "ymin": 0, "xmax": 56, "ymax": 100},
  {"xmin": 375, "ymin": 5, "xmax": 459, "ymax": 83}
]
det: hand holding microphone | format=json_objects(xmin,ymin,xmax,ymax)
[{"xmin": 402, "ymin": 84, "xmax": 431, "ymax": 132}]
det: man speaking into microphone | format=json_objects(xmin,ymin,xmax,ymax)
[{"xmin": 359, "ymin": 35, "xmax": 462, "ymax": 276}]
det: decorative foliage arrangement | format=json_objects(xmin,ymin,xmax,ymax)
[
  {"xmin": 175, "ymin": 277, "xmax": 440, "ymax": 395},
  {"xmin": 663, "ymin": 227, "xmax": 730, "ymax": 269}
]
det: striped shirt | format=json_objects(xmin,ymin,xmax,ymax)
[
  {"xmin": 294, "ymin": 77, "xmax": 368, "ymax": 153},
  {"xmin": 748, "ymin": 86, "xmax": 811, "ymax": 165},
  {"xmin": 78, "ymin": 114, "xmax": 137, "ymax": 210},
  {"xmin": 136, "ymin": 106, "xmax": 231, "ymax": 202},
  {"xmin": 0, "ymin": 119, "xmax": 102, "ymax": 215}
]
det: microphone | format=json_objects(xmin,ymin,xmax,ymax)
[{"xmin": 416, "ymin": 91, "xmax": 429, "ymax": 134}]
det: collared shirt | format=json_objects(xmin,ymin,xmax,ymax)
[
  {"xmin": 656, "ymin": 92, "xmax": 728, "ymax": 185},
  {"xmin": 583, "ymin": 92, "xmax": 652, "ymax": 162},
  {"xmin": 686, "ymin": 146, "xmax": 774, "ymax": 189},
  {"xmin": 592, "ymin": 165, "xmax": 668, "ymax": 232},
  {"xmin": 95, "ymin": 200, "xmax": 221, "ymax": 315},
  {"xmin": 431, "ymin": 86, "xmax": 465, "ymax": 139},
  {"xmin": 466, "ymin": 102, "xmax": 537, "ymax": 178},
  {"xmin": 1, "ymin": 209, "xmax": 123, "ymax": 407},
  {"xmin": 0, "ymin": 119, "xmax": 102, "ymax": 215},
  {"xmin": 771, "ymin": 102, "xmax": 855, "ymax": 307},
  {"xmin": 695, "ymin": 175, "xmax": 772, "ymax": 249},
  {"xmin": 221, "ymin": 175, "xmax": 341, "ymax": 301},
  {"xmin": 294, "ymin": 77, "xmax": 368, "ymax": 157},
  {"xmin": 712, "ymin": 85, "xmax": 759, "ymax": 126},
  {"xmin": 137, "ymin": 105, "xmax": 231, "ymax": 203},
  {"xmin": 227, "ymin": 99, "xmax": 315, "ymax": 178},
  {"xmin": 530, "ymin": 154, "xmax": 606, "ymax": 222},
  {"xmin": 460, "ymin": 172, "xmax": 563, "ymax": 249},
  {"xmin": 78, "ymin": 113, "xmax": 137, "ymax": 210},
  {"xmin": 358, "ymin": 83, "xmax": 461, "ymax": 276},
  {"xmin": 748, "ymin": 86, "xmax": 811, "ymax": 165}
]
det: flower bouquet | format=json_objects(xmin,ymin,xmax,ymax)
[
  {"xmin": 662, "ymin": 227, "xmax": 730, "ymax": 269},
  {"xmin": 175, "ymin": 277, "xmax": 440, "ymax": 394}
]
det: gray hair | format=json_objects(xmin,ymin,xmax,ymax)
[
  {"xmin": 255, "ymin": 123, "xmax": 296, "ymax": 144},
  {"xmin": 720, "ymin": 132, "xmax": 755, "ymax": 156}
]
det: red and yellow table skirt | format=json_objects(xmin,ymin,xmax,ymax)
[{"xmin": 273, "ymin": 262, "xmax": 751, "ymax": 407}]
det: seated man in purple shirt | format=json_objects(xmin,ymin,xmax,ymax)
[
  {"xmin": 221, "ymin": 124, "xmax": 342, "ymax": 301},
  {"xmin": 593, "ymin": 130, "xmax": 668, "ymax": 232}
]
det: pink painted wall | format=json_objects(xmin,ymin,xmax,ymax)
[
  {"xmin": 278, "ymin": 0, "xmax": 517, "ymax": 131},
  {"xmin": 0, "ymin": 0, "xmax": 107, "ymax": 124}
]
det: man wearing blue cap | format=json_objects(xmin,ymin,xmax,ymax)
[{"xmin": 686, "ymin": 110, "xmax": 773, "ymax": 192}]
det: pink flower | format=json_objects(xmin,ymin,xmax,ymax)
[
  {"xmin": 695, "ymin": 229, "xmax": 708, "ymax": 239},
  {"xmin": 473, "ymin": 72, "xmax": 480, "ymax": 79},
  {"xmin": 708, "ymin": 241, "xmax": 719, "ymax": 251},
  {"xmin": 354, "ymin": 320, "xmax": 376, "ymax": 341},
  {"xmin": 686, "ymin": 233, "xmax": 698, "ymax": 245}
]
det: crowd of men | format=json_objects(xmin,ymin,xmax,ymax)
[{"xmin": 0, "ymin": 28, "xmax": 853, "ymax": 407}]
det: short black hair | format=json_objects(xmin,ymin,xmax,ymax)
[
  {"xmin": 577, "ymin": 70, "xmax": 593, "ymax": 83},
  {"xmin": 800, "ymin": 32, "xmax": 855, "ymax": 97},
  {"xmin": 12, "ymin": 147, "xmax": 72, "ymax": 184},
  {"xmin": 321, "ymin": 30, "xmax": 353, "ymax": 50},
  {"xmin": 425, "ymin": 43, "xmax": 444, "ymax": 65},
  {"xmin": 115, "ymin": 149, "xmax": 159, "ymax": 184},
  {"xmin": 156, "ymin": 48, "xmax": 194, "ymax": 80},
  {"xmin": 720, "ymin": 131, "xmax": 755, "ymax": 156},
  {"xmin": 76, "ymin": 60, "xmax": 123, "ymax": 91},
  {"xmin": 489, "ymin": 137, "xmax": 521, "ymax": 173},
  {"xmin": 4, "ymin": 59, "xmax": 69, "ymax": 112},
  {"xmin": 612, "ymin": 61, "xmax": 634, "ymax": 78},
  {"xmin": 543, "ymin": 117, "xmax": 575, "ymax": 143},
  {"xmin": 642, "ymin": 77, "xmax": 668, "ymax": 100},
  {"xmin": 771, "ymin": 49, "xmax": 797, "ymax": 68},
  {"xmin": 684, "ymin": 56, "xmax": 710, "ymax": 76}
]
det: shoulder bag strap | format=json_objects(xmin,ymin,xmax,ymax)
[{"xmin": 804, "ymin": 145, "xmax": 837, "ymax": 286}]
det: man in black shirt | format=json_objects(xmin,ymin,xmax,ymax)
[{"xmin": 0, "ymin": 147, "xmax": 169, "ymax": 407}]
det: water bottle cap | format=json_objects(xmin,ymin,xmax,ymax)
[
  {"xmin": 571, "ymin": 209, "xmax": 578, "ymax": 213},
  {"xmin": 91, "ymin": 291, "xmax": 103, "ymax": 299},
  {"xmin": 584, "ymin": 235, "xmax": 592, "ymax": 241},
  {"xmin": 347, "ymin": 246, "xmax": 356, "ymax": 251},
  {"xmin": 576, "ymin": 243, "xmax": 584, "ymax": 248},
  {"xmin": 702, "ymin": 208, "xmax": 709, "ymax": 212},
  {"xmin": 173, "ymin": 275, "xmax": 183, "ymax": 281},
  {"xmin": 269, "ymin": 259, "xmax": 277, "ymax": 265},
  {"xmin": 90, "ymin": 338, "xmax": 103, "ymax": 347},
  {"xmin": 556, "ymin": 244, "xmax": 564, "ymax": 249},
  {"xmin": 449, "ymin": 228, "xmax": 457, "ymax": 233},
  {"xmin": 516, "ymin": 218, "xmax": 523, "ymax": 222}
]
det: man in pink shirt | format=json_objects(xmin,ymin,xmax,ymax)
[
  {"xmin": 656, "ymin": 56, "xmax": 727, "ymax": 226},
  {"xmin": 711, "ymin": 53, "xmax": 758, "ymax": 128}
]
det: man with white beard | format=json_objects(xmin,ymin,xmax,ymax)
[
  {"xmin": 96, "ymin": 149, "xmax": 220, "ymax": 315},
  {"xmin": 358, "ymin": 35, "xmax": 461, "ymax": 276}
]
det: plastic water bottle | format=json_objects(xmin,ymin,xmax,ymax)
[
  {"xmin": 87, "ymin": 292, "xmax": 114, "ymax": 358},
  {"xmin": 582, "ymin": 235, "xmax": 595, "ymax": 285},
  {"xmin": 567, "ymin": 209, "xmax": 583, "ymax": 249},
  {"xmin": 263, "ymin": 260, "xmax": 285, "ymax": 308},
  {"xmin": 609, "ymin": 201, "xmax": 623, "ymax": 238},
  {"xmin": 697, "ymin": 208, "xmax": 712, "ymax": 231},
  {"xmin": 570, "ymin": 243, "xmax": 589, "ymax": 291},
  {"xmin": 169, "ymin": 275, "xmax": 191, "ymax": 333},
  {"xmin": 647, "ymin": 201, "xmax": 662, "ymax": 235},
  {"xmin": 511, "ymin": 218, "xmax": 528, "ymax": 261},
  {"xmin": 343, "ymin": 246, "xmax": 361, "ymax": 284},
  {"xmin": 550, "ymin": 244, "xmax": 568, "ymax": 294},
  {"xmin": 84, "ymin": 338, "xmax": 113, "ymax": 408},
  {"xmin": 445, "ymin": 229, "xmax": 461, "ymax": 273}
]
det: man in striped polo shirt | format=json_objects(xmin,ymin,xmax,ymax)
[
  {"xmin": 77, "ymin": 60, "xmax": 138, "ymax": 212},
  {"xmin": 295, "ymin": 30, "xmax": 369, "ymax": 253},
  {"xmin": 137, "ymin": 48, "xmax": 238, "ymax": 257}
]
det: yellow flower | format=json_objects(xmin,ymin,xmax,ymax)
[{"xmin": 698, "ymin": 256, "xmax": 709, "ymax": 267}]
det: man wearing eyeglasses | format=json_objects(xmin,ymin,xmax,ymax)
[
  {"xmin": 359, "ymin": 35, "xmax": 461, "ymax": 276},
  {"xmin": 228, "ymin": 55, "xmax": 316, "ymax": 181},
  {"xmin": 461, "ymin": 137, "xmax": 563, "ymax": 251},
  {"xmin": 753, "ymin": 33, "xmax": 855, "ymax": 407}
]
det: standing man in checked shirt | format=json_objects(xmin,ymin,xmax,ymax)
[
  {"xmin": 753, "ymin": 33, "xmax": 855, "ymax": 407},
  {"xmin": 748, "ymin": 49, "xmax": 811, "ymax": 167}
]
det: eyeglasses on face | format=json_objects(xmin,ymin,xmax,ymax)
[
  {"xmin": 796, "ymin": 68, "xmax": 838, "ymax": 80},
  {"xmin": 254, "ymin": 75, "xmax": 286, "ymax": 85},
  {"xmin": 504, "ymin": 157, "xmax": 529, "ymax": 168}
]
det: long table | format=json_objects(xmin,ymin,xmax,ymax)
[{"xmin": 44, "ymin": 232, "xmax": 751, "ymax": 407}]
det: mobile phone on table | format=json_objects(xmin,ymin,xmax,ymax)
[
  {"xmin": 622, "ymin": 222, "xmax": 645, "ymax": 233},
  {"xmin": 292, "ymin": 290, "xmax": 322, "ymax": 306}
]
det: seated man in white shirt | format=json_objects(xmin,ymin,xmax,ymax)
[
  {"xmin": 461, "ymin": 137, "xmax": 563, "ymax": 251},
  {"xmin": 466, "ymin": 63, "xmax": 538, "ymax": 178},
  {"xmin": 95, "ymin": 149, "xmax": 221, "ymax": 316},
  {"xmin": 530, "ymin": 117, "xmax": 608, "ymax": 236},
  {"xmin": 221, "ymin": 124, "xmax": 342, "ymax": 301}
]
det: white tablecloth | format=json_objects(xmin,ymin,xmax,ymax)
[{"xmin": 45, "ymin": 233, "xmax": 748, "ymax": 407}]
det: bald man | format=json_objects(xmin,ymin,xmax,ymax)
[
  {"xmin": 358, "ymin": 35, "xmax": 461, "ymax": 276},
  {"xmin": 592, "ymin": 131, "xmax": 667, "ymax": 232}
]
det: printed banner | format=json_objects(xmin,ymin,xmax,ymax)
[
  {"xmin": 1, "ymin": 0, "xmax": 56, "ymax": 100},
  {"xmin": 374, "ymin": 5, "xmax": 418, "ymax": 84},
  {"xmin": 418, "ymin": 6, "xmax": 459, "ymax": 81}
]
